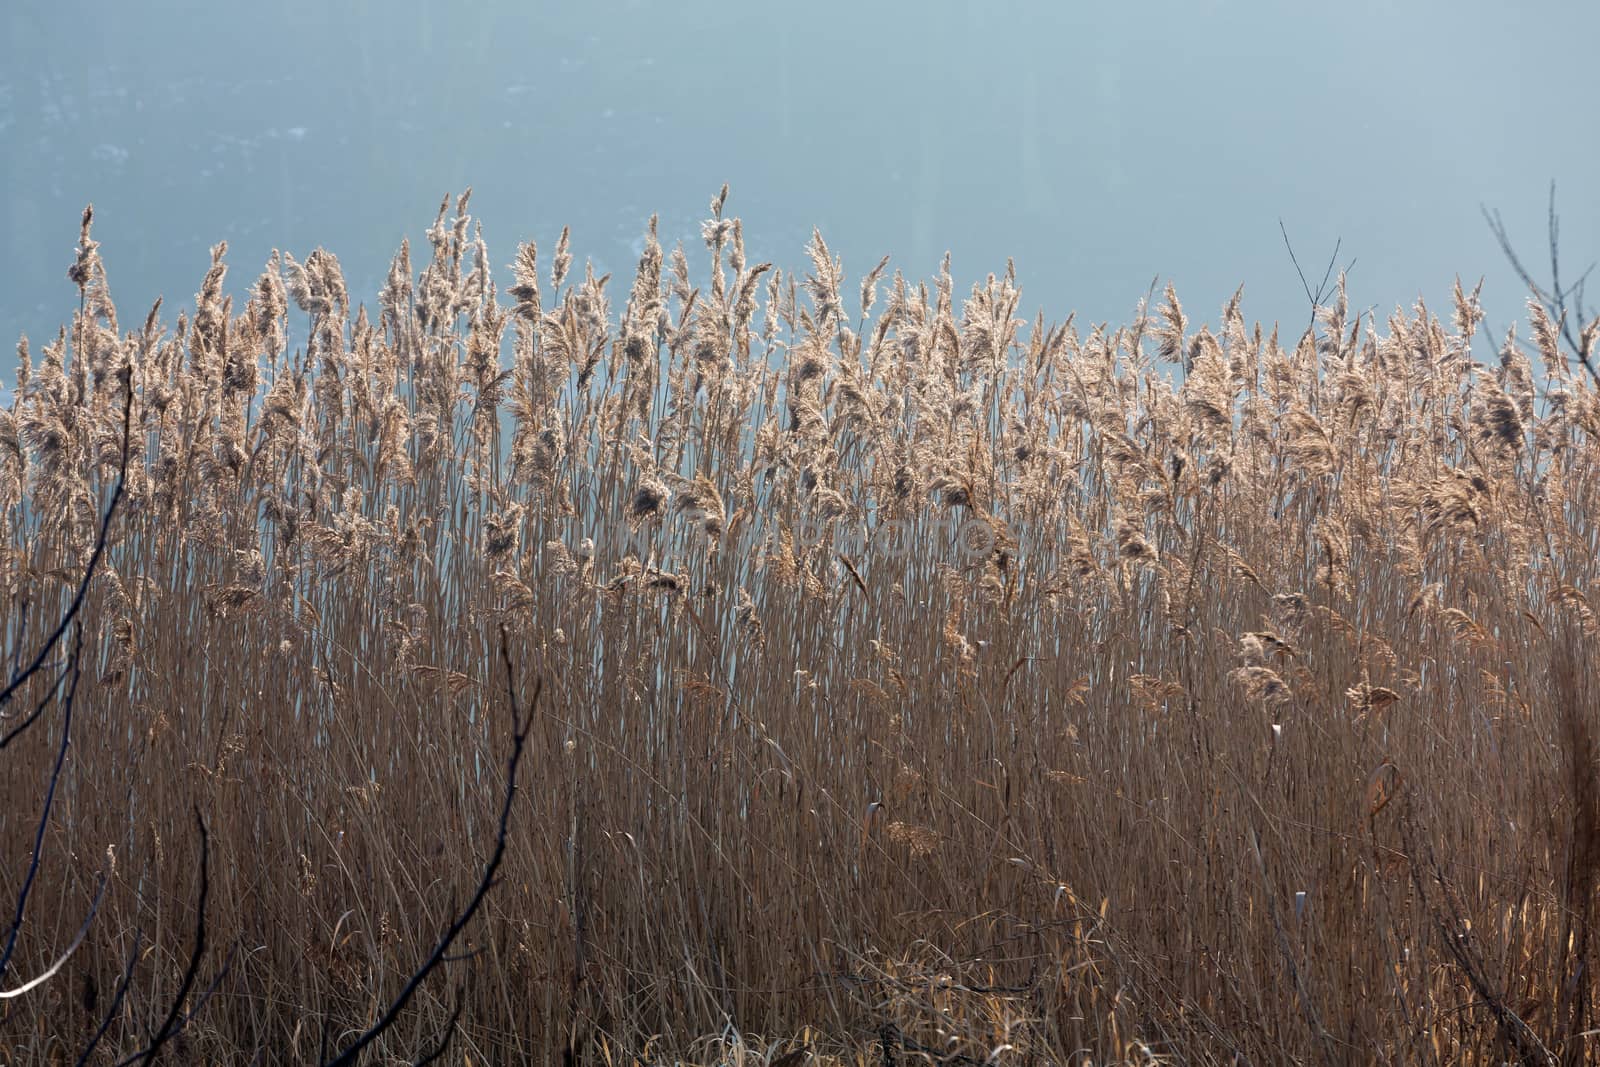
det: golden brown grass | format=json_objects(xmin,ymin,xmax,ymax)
[{"xmin": 4, "ymin": 187, "xmax": 1600, "ymax": 1063}]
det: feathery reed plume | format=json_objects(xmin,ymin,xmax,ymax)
[{"xmin": 4, "ymin": 193, "xmax": 1600, "ymax": 1063}]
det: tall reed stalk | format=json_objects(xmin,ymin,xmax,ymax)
[{"xmin": 3, "ymin": 189, "xmax": 1600, "ymax": 1063}]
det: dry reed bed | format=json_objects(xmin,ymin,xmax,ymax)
[{"xmin": 4, "ymin": 190, "xmax": 1600, "ymax": 1063}]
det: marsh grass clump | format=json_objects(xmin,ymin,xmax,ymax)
[{"xmin": 4, "ymin": 188, "xmax": 1600, "ymax": 1064}]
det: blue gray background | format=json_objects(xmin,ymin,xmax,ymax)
[{"xmin": 3, "ymin": 0, "xmax": 1596, "ymax": 390}]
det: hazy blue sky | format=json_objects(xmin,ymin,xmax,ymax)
[{"xmin": 3, "ymin": 0, "xmax": 1596, "ymax": 380}]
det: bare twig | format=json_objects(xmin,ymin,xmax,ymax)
[
  {"xmin": 0, "ymin": 380, "xmax": 132, "ymax": 718},
  {"xmin": 1278, "ymin": 219, "xmax": 1355, "ymax": 311},
  {"xmin": 319, "ymin": 631, "xmax": 537, "ymax": 1066},
  {"xmin": 74, "ymin": 931, "xmax": 143, "ymax": 1067},
  {"xmin": 0, "ymin": 873, "xmax": 105, "ymax": 1000},
  {"xmin": 118, "ymin": 810, "xmax": 211, "ymax": 1067},
  {"xmin": 410, "ymin": 992, "xmax": 464, "ymax": 1067},
  {"xmin": 1481, "ymin": 181, "xmax": 1600, "ymax": 387},
  {"xmin": 1402, "ymin": 811, "xmax": 1555, "ymax": 1065},
  {"xmin": 0, "ymin": 624, "xmax": 86, "ymax": 982}
]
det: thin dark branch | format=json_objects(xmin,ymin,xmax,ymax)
[
  {"xmin": 0, "ymin": 661, "xmax": 69, "ymax": 747},
  {"xmin": 1554, "ymin": 263, "xmax": 1596, "ymax": 303},
  {"xmin": 1546, "ymin": 182, "xmax": 1589, "ymax": 360},
  {"xmin": 118, "ymin": 809, "xmax": 210, "ymax": 1067},
  {"xmin": 0, "ymin": 382, "xmax": 132, "ymax": 717},
  {"xmin": 0, "ymin": 361, "xmax": 132, "ymax": 1037},
  {"xmin": 0, "ymin": 624, "xmax": 84, "ymax": 981},
  {"xmin": 1279, "ymin": 221, "xmax": 1351, "ymax": 340},
  {"xmin": 1315, "ymin": 237, "xmax": 1343, "ymax": 305},
  {"xmin": 1548, "ymin": 180, "xmax": 1562, "ymax": 318},
  {"xmin": 173, "ymin": 942, "xmax": 237, "ymax": 1035},
  {"xmin": 1402, "ymin": 814, "xmax": 1554, "ymax": 1065},
  {"xmin": 0, "ymin": 871, "xmax": 106, "ymax": 1000},
  {"xmin": 1481, "ymin": 183, "xmax": 1599, "ymax": 387},
  {"xmin": 75, "ymin": 931, "xmax": 143, "ymax": 1067},
  {"xmin": 1280, "ymin": 218, "xmax": 1315, "ymax": 307},
  {"xmin": 1481, "ymin": 204, "xmax": 1549, "ymax": 301},
  {"xmin": 319, "ymin": 632, "xmax": 537, "ymax": 1067},
  {"xmin": 410, "ymin": 992, "xmax": 464, "ymax": 1067}
]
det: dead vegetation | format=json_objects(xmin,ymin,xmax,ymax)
[{"xmin": 4, "ymin": 188, "xmax": 1600, "ymax": 1063}]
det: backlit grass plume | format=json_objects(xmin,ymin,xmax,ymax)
[{"xmin": 3, "ymin": 189, "xmax": 1600, "ymax": 1064}]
